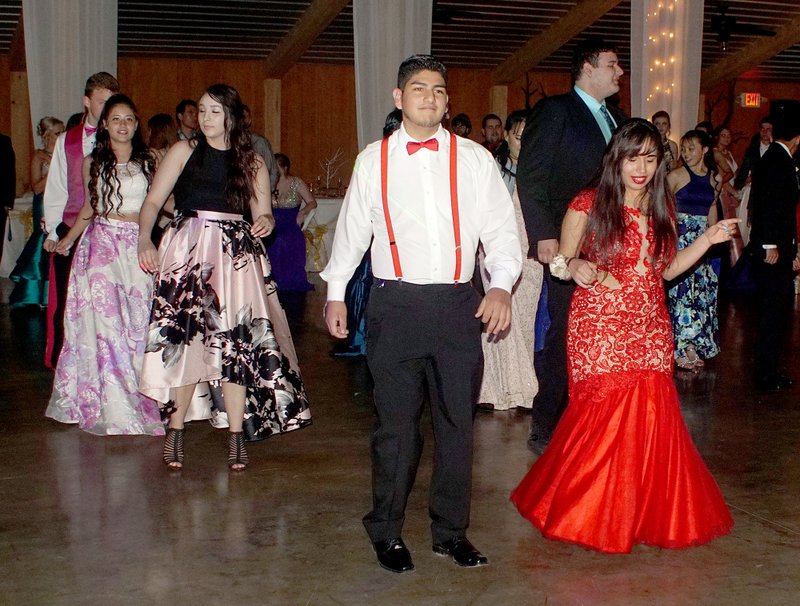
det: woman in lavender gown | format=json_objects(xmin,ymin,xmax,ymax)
[{"xmin": 45, "ymin": 94, "xmax": 162, "ymax": 435}]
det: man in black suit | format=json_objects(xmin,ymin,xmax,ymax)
[
  {"xmin": 749, "ymin": 115, "xmax": 800, "ymax": 391},
  {"xmin": 517, "ymin": 37, "xmax": 626, "ymax": 453},
  {"xmin": 734, "ymin": 116, "xmax": 773, "ymax": 191},
  {"xmin": 0, "ymin": 134, "xmax": 16, "ymax": 256}
]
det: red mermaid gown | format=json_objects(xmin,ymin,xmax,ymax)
[{"xmin": 511, "ymin": 190, "xmax": 733, "ymax": 554}]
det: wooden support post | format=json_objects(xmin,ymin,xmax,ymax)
[
  {"xmin": 263, "ymin": 78, "xmax": 281, "ymax": 152},
  {"xmin": 489, "ymin": 85, "xmax": 508, "ymax": 123}
]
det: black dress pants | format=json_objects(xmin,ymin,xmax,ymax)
[
  {"xmin": 752, "ymin": 255, "xmax": 795, "ymax": 378},
  {"xmin": 46, "ymin": 222, "xmax": 76, "ymax": 369},
  {"xmin": 531, "ymin": 269, "xmax": 575, "ymax": 431},
  {"xmin": 363, "ymin": 280, "xmax": 483, "ymax": 544}
]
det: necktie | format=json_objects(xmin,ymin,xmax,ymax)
[
  {"xmin": 406, "ymin": 138, "xmax": 439, "ymax": 155},
  {"xmin": 598, "ymin": 105, "xmax": 616, "ymax": 133},
  {"xmin": 84, "ymin": 125, "xmax": 97, "ymax": 136}
]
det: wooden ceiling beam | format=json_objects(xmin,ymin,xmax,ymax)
[
  {"xmin": 491, "ymin": 0, "xmax": 623, "ymax": 85},
  {"xmin": 262, "ymin": 0, "xmax": 350, "ymax": 78},
  {"xmin": 701, "ymin": 12, "xmax": 800, "ymax": 92}
]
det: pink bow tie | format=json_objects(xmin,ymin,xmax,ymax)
[
  {"xmin": 84, "ymin": 125, "xmax": 97, "ymax": 135},
  {"xmin": 406, "ymin": 138, "xmax": 439, "ymax": 155}
]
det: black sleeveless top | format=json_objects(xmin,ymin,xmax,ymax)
[{"xmin": 173, "ymin": 139, "xmax": 240, "ymax": 214}]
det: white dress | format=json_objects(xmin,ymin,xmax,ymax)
[
  {"xmin": 477, "ymin": 181, "xmax": 541, "ymax": 410},
  {"xmin": 45, "ymin": 163, "xmax": 164, "ymax": 435}
]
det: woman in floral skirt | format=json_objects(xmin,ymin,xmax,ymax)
[
  {"xmin": 137, "ymin": 84, "xmax": 311, "ymax": 471},
  {"xmin": 45, "ymin": 95, "xmax": 162, "ymax": 435}
]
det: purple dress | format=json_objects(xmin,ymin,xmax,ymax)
[{"xmin": 265, "ymin": 176, "xmax": 313, "ymax": 292}]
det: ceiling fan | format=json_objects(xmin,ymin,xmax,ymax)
[
  {"xmin": 432, "ymin": 0, "xmax": 482, "ymax": 25},
  {"xmin": 709, "ymin": 2, "xmax": 776, "ymax": 51}
]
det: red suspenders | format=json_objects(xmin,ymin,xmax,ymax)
[{"xmin": 379, "ymin": 134, "xmax": 462, "ymax": 283}]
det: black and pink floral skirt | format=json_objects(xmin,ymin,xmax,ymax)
[{"xmin": 139, "ymin": 210, "xmax": 311, "ymax": 441}]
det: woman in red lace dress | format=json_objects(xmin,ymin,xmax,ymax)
[{"xmin": 511, "ymin": 119, "xmax": 736, "ymax": 553}]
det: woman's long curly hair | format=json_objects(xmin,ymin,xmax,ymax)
[
  {"xmin": 194, "ymin": 84, "xmax": 259, "ymax": 212},
  {"xmin": 89, "ymin": 94, "xmax": 154, "ymax": 218},
  {"xmin": 583, "ymin": 118, "xmax": 676, "ymax": 267}
]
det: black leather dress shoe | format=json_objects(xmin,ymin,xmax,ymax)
[
  {"xmin": 527, "ymin": 420, "xmax": 551, "ymax": 455},
  {"xmin": 755, "ymin": 373, "xmax": 794, "ymax": 391},
  {"xmin": 373, "ymin": 538, "xmax": 414, "ymax": 573},
  {"xmin": 432, "ymin": 537, "xmax": 488, "ymax": 567}
]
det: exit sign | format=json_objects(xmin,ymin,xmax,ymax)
[{"xmin": 738, "ymin": 92, "xmax": 764, "ymax": 108}]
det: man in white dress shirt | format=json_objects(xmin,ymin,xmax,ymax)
[
  {"xmin": 42, "ymin": 71, "xmax": 119, "ymax": 368},
  {"xmin": 322, "ymin": 55, "xmax": 522, "ymax": 573}
]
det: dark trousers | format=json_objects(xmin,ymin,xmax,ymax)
[
  {"xmin": 531, "ymin": 269, "xmax": 575, "ymax": 432},
  {"xmin": 363, "ymin": 280, "xmax": 483, "ymax": 544},
  {"xmin": 45, "ymin": 223, "xmax": 75, "ymax": 369},
  {"xmin": 752, "ymin": 256, "xmax": 795, "ymax": 378}
]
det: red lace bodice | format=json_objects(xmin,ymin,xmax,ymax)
[{"xmin": 567, "ymin": 190, "xmax": 674, "ymax": 383}]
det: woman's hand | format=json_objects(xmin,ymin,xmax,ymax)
[
  {"xmin": 251, "ymin": 213, "xmax": 275, "ymax": 238},
  {"xmin": 138, "ymin": 239, "xmax": 159, "ymax": 274},
  {"xmin": 55, "ymin": 237, "xmax": 75, "ymax": 256},
  {"xmin": 569, "ymin": 258, "xmax": 598, "ymax": 289},
  {"xmin": 703, "ymin": 218, "xmax": 740, "ymax": 246}
]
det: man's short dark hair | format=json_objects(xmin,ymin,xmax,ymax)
[
  {"xmin": 571, "ymin": 37, "xmax": 618, "ymax": 82},
  {"xmin": 451, "ymin": 113, "xmax": 472, "ymax": 131},
  {"xmin": 175, "ymin": 99, "xmax": 197, "ymax": 120},
  {"xmin": 482, "ymin": 113, "xmax": 502, "ymax": 129},
  {"xmin": 84, "ymin": 72, "xmax": 120, "ymax": 97},
  {"xmin": 759, "ymin": 116, "xmax": 774, "ymax": 127},
  {"xmin": 397, "ymin": 54, "xmax": 447, "ymax": 90},
  {"xmin": 772, "ymin": 114, "xmax": 800, "ymax": 142}
]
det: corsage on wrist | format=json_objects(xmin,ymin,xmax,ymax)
[{"xmin": 549, "ymin": 253, "xmax": 572, "ymax": 281}]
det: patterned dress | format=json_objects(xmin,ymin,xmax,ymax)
[
  {"xmin": 512, "ymin": 189, "xmax": 733, "ymax": 553},
  {"xmin": 46, "ymin": 163, "xmax": 163, "ymax": 435},
  {"xmin": 667, "ymin": 165, "xmax": 720, "ymax": 361},
  {"xmin": 138, "ymin": 141, "xmax": 311, "ymax": 441}
]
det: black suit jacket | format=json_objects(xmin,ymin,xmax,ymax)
[
  {"xmin": 517, "ymin": 88, "xmax": 626, "ymax": 256},
  {"xmin": 749, "ymin": 142, "xmax": 800, "ymax": 259},
  {"xmin": 0, "ymin": 134, "xmax": 15, "ymax": 209},
  {"xmin": 733, "ymin": 139, "xmax": 763, "ymax": 190}
]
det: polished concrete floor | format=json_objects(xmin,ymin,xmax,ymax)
[{"xmin": 1, "ymin": 275, "xmax": 799, "ymax": 606}]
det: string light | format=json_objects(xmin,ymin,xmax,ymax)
[{"xmin": 644, "ymin": 0, "xmax": 679, "ymax": 113}]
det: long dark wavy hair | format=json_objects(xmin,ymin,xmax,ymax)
[
  {"xmin": 583, "ymin": 118, "xmax": 676, "ymax": 266},
  {"xmin": 89, "ymin": 94, "xmax": 154, "ymax": 218},
  {"xmin": 194, "ymin": 84, "xmax": 259, "ymax": 212}
]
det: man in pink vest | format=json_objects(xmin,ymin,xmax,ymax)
[{"xmin": 42, "ymin": 72, "xmax": 120, "ymax": 369}]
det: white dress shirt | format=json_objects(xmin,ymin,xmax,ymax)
[
  {"xmin": 43, "ymin": 127, "xmax": 96, "ymax": 241},
  {"xmin": 574, "ymin": 85, "xmax": 615, "ymax": 144},
  {"xmin": 321, "ymin": 124, "xmax": 522, "ymax": 301}
]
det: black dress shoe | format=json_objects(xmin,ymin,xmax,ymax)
[
  {"xmin": 432, "ymin": 537, "xmax": 488, "ymax": 568},
  {"xmin": 755, "ymin": 373, "xmax": 794, "ymax": 391},
  {"xmin": 527, "ymin": 420, "xmax": 551, "ymax": 455},
  {"xmin": 373, "ymin": 538, "xmax": 414, "ymax": 573}
]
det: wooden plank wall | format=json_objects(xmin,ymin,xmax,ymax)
[{"xmin": 3, "ymin": 54, "xmax": 799, "ymax": 193}]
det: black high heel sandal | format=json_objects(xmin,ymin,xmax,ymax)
[
  {"xmin": 228, "ymin": 431, "xmax": 249, "ymax": 471},
  {"xmin": 163, "ymin": 428, "xmax": 185, "ymax": 469}
]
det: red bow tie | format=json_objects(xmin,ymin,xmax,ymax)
[
  {"xmin": 84, "ymin": 125, "xmax": 97, "ymax": 135},
  {"xmin": 406, "ymin": 138, "xmax": 439, "ymax": 155}
]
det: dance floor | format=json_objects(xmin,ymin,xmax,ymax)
[{"xmin": 1, "ymin": 275, "xmax": 799, "ymax": 605}]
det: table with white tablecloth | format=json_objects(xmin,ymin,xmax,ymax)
[
  {"xmin": 303, "ymin": 197, "xmax": 342, "ymax": 272},
  {"xmin": 1, "ymin": 193, "xmax": 35, "ymax": 278}
]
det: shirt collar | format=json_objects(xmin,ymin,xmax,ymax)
[
  {"xmin": 574, "ymin": 84, "xmax": 605, "ymax": 113},
  {"xmin": 396, "ymin": 122, "xmax": 447, "ymax": 147},
  {"xmin": 775, "ymin": 141, "xmax": 793, "ymax": 158}
]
